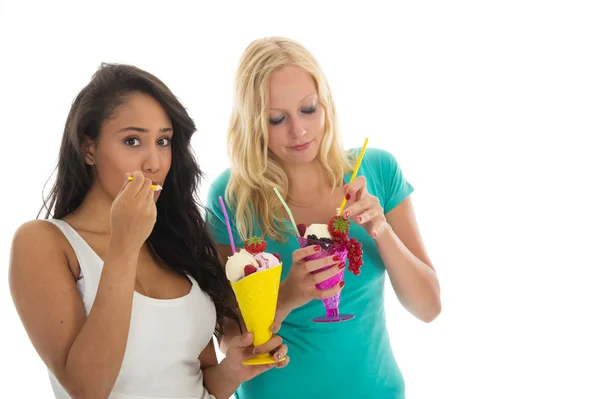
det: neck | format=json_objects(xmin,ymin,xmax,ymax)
[
  {"xmin": 284, "ymin": 160, "xmax": 331, "ymax": 207},
  {"xmin": 68, "ymin": 183, "xmax": 114, "ymax": 234}
]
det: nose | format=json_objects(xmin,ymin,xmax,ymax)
[
  {"xmin": 288, "ymin": 115, "xmax": 307, "ymax": 139},
  {"xmin": 142, "ymin": 145, "xmax": 160, "ymax": 174}
]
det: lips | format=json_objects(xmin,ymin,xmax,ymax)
[{"xmin": 290, "ymin": 141, "xmax": 312, "ymax": 151}]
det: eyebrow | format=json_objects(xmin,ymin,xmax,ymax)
[
  {"xmin": 270, "ymin": 94, "xmax": 318, "ymax": 112},
  {"xmin": 117, "ymin": 127, "xmax": 174, "ymax": 133}
]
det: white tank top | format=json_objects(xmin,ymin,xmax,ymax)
[{"xmin": 46, "ymin": 219, "xmax": 217, "ymax": 399}]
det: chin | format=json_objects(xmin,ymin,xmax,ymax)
[{"xmin": 286, "ymin": 152, "xmax": 318, "ymax": 166}]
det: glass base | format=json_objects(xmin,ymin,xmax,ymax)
[
  {"xmin": 312, "ymin": 314, "xmax": 355, "ymax": 323},
  {"xmin": 242, "ymin": 353, "xmax": 287, "ymax": 365}
]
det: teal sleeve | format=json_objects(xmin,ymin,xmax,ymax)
[
  {"xmin": 205, "ymin": 169, "xmax": 245, "ymax": 248},
  {"xmin": 362, "ymin": 148, "xmax": 414, "ymax": 214}
]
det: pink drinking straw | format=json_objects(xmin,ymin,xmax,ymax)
[{"xmin": 218, "ymin": 196, "xmax": 237, "ymax": 254}]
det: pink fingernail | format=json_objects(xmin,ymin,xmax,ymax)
[{"xmin": 357, "ymin": 216, "xmax": 363, "ymax": 223}]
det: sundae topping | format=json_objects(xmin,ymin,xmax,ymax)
[
  {"xmin": 296, "ymin": 224, "xmax": 307, "ymax": 237},
  {"xmin": 244, "ymin": 264, "xmax": 258, "ymax": 277},
  {"xmin": 327, "ymin": 216, "xmax": 350, "ymax": 238},
  {"xmin": 244, "ymin": 236, "xmax": 267, "ymax": 254},
  {"xmin": 226, "ymin": 249, "xmax": 258, "ymax": 282},
  {"xmin": 226, "ymin": 237, "xmax": 281, "ymax": 282},
  {"xmin": 297, "ymin": 217, "xmax": 364, "ymax": 275}
]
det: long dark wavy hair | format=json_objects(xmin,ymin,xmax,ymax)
[{"xmin": 40, "ymin": 63, "xmax": 240, "ymax": 338}]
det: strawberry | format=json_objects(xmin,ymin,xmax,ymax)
[
  {"xmin": 244, "ymin": 236, "xmax": 267, "ymax": 254},
  {"xmin": 272, "ymin": 253, "xmax": 281, "ymax": 262},
  {"xmin": 244, "ymin": 265, "xmax": 258, "ymax": 277},
  {"xmin": 327, "ymin": 216, "xmax": 350, "ymax": 238},
  {"xmin": 297, "ymin": 224, "xmax": 307, "ymax": 237}
]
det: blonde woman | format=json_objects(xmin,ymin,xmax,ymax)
[{"xmin": 207, "ymin": 37, "xmax": 441, "ymax": 398}]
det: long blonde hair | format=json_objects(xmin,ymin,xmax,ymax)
[{"xmin": 226, "ymin": 36, "xmax": 353, "ymax": 242}]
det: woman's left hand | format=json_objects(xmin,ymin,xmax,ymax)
[
  {"xmin": 341, "ymin": 176, "xmax": 389, "ymax": 239},
  {"xmin": 220, "ymin": 333, "xmax": 289, "ymax": 384}
]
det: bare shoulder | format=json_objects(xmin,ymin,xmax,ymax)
[
  {"xmin": 8, "ymin": 219, "xmax": 87, "ymax": 378},
  {"xmin": 9, "ymin": 219, "xmax": 75, "ymax": 281},
  {"xmin": 12, "ymin": 219, "xmax": 67, "ymax": 252},
  {"xmin": 13, "ymin": 218, "xmax": 64, "ymax": 242}
]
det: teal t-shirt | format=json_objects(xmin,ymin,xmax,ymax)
[{"xmin": 206, "ymin": 148, "xmax": 414, "ymax": 399}]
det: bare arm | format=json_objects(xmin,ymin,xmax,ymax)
[
  {"xmin": 343, "ymin": 175, "xmax": 441, "ymax": 323},
  {"xmin": 199, "ymin": 339, "xmax": 240, "ymax": 399},
  {"xmin": 375, "ymin": 197, "xmax": 441, "ymax": 322},
  {"xmin": 201, "ymin": 332, "xmax": 289, "ymax": 398},
  {"xmin": 9, "ymin": 221, "xmax": 138, "ymax": 398}
]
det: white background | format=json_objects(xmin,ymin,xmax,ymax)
[{"xmin": 1, "ymin": 1, "xmax": 599, "ymax": 398}]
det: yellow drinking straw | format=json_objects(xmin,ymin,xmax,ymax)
[
  {"xmin": 338, "ymin": 138, "xmax": 369, "ymax": 216},
  {"xmin": 273, "ymin": 187, "xmax": 301, "ymax": 236},
  {"xmin": 127, "ymin": 176, "xmax": 162, "ymax": 191}
]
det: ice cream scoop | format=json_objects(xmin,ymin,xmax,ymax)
[
  {"xmin": 225, "ymin": 249, "xmax": 258, "ymax": 282},
  {"xmin": 304, "ymin": 223, "xmax": 331, "ymax": 239},
  {"xmin": 254, "ymin": 252, "xmax": 280, "ymax": 271},
  {"xmin": 225, "ymin": 237, "xmax": 282, "ymax": 282}
]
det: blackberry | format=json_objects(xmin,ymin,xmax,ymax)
[{"xmin": 306, "ymin": 238, "xmax": 321, "ymax": 247}]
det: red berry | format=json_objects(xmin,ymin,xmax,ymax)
[
  {"xmin": 328, "ymin": 216, "xmax": 350, "ymax": 238},
  {"xmin": 272, "ymin": 253, "xmax": 281, "ymax": 262},
  {"xmin": 297, "ymin": 224, "xmax": 307, "ymax": 237},
  {"xmin": 243, "ymin": 265, "xmax": 258, "ymax": 277},
  {"xmin": 244, "ymin": 237, "xmax": 267, "ymax": 254},
  {"xmin": 335, "ymin": 235, "xmax": 349, "ymax": 245}
]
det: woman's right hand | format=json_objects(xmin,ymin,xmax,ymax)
[
  {"xmin": 271, "ymin": 245, "xmax": 345, "ymax": 331},
  {"xmin": 109, "ymin": 171, "xmax": 157, "ymax": 251}
]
